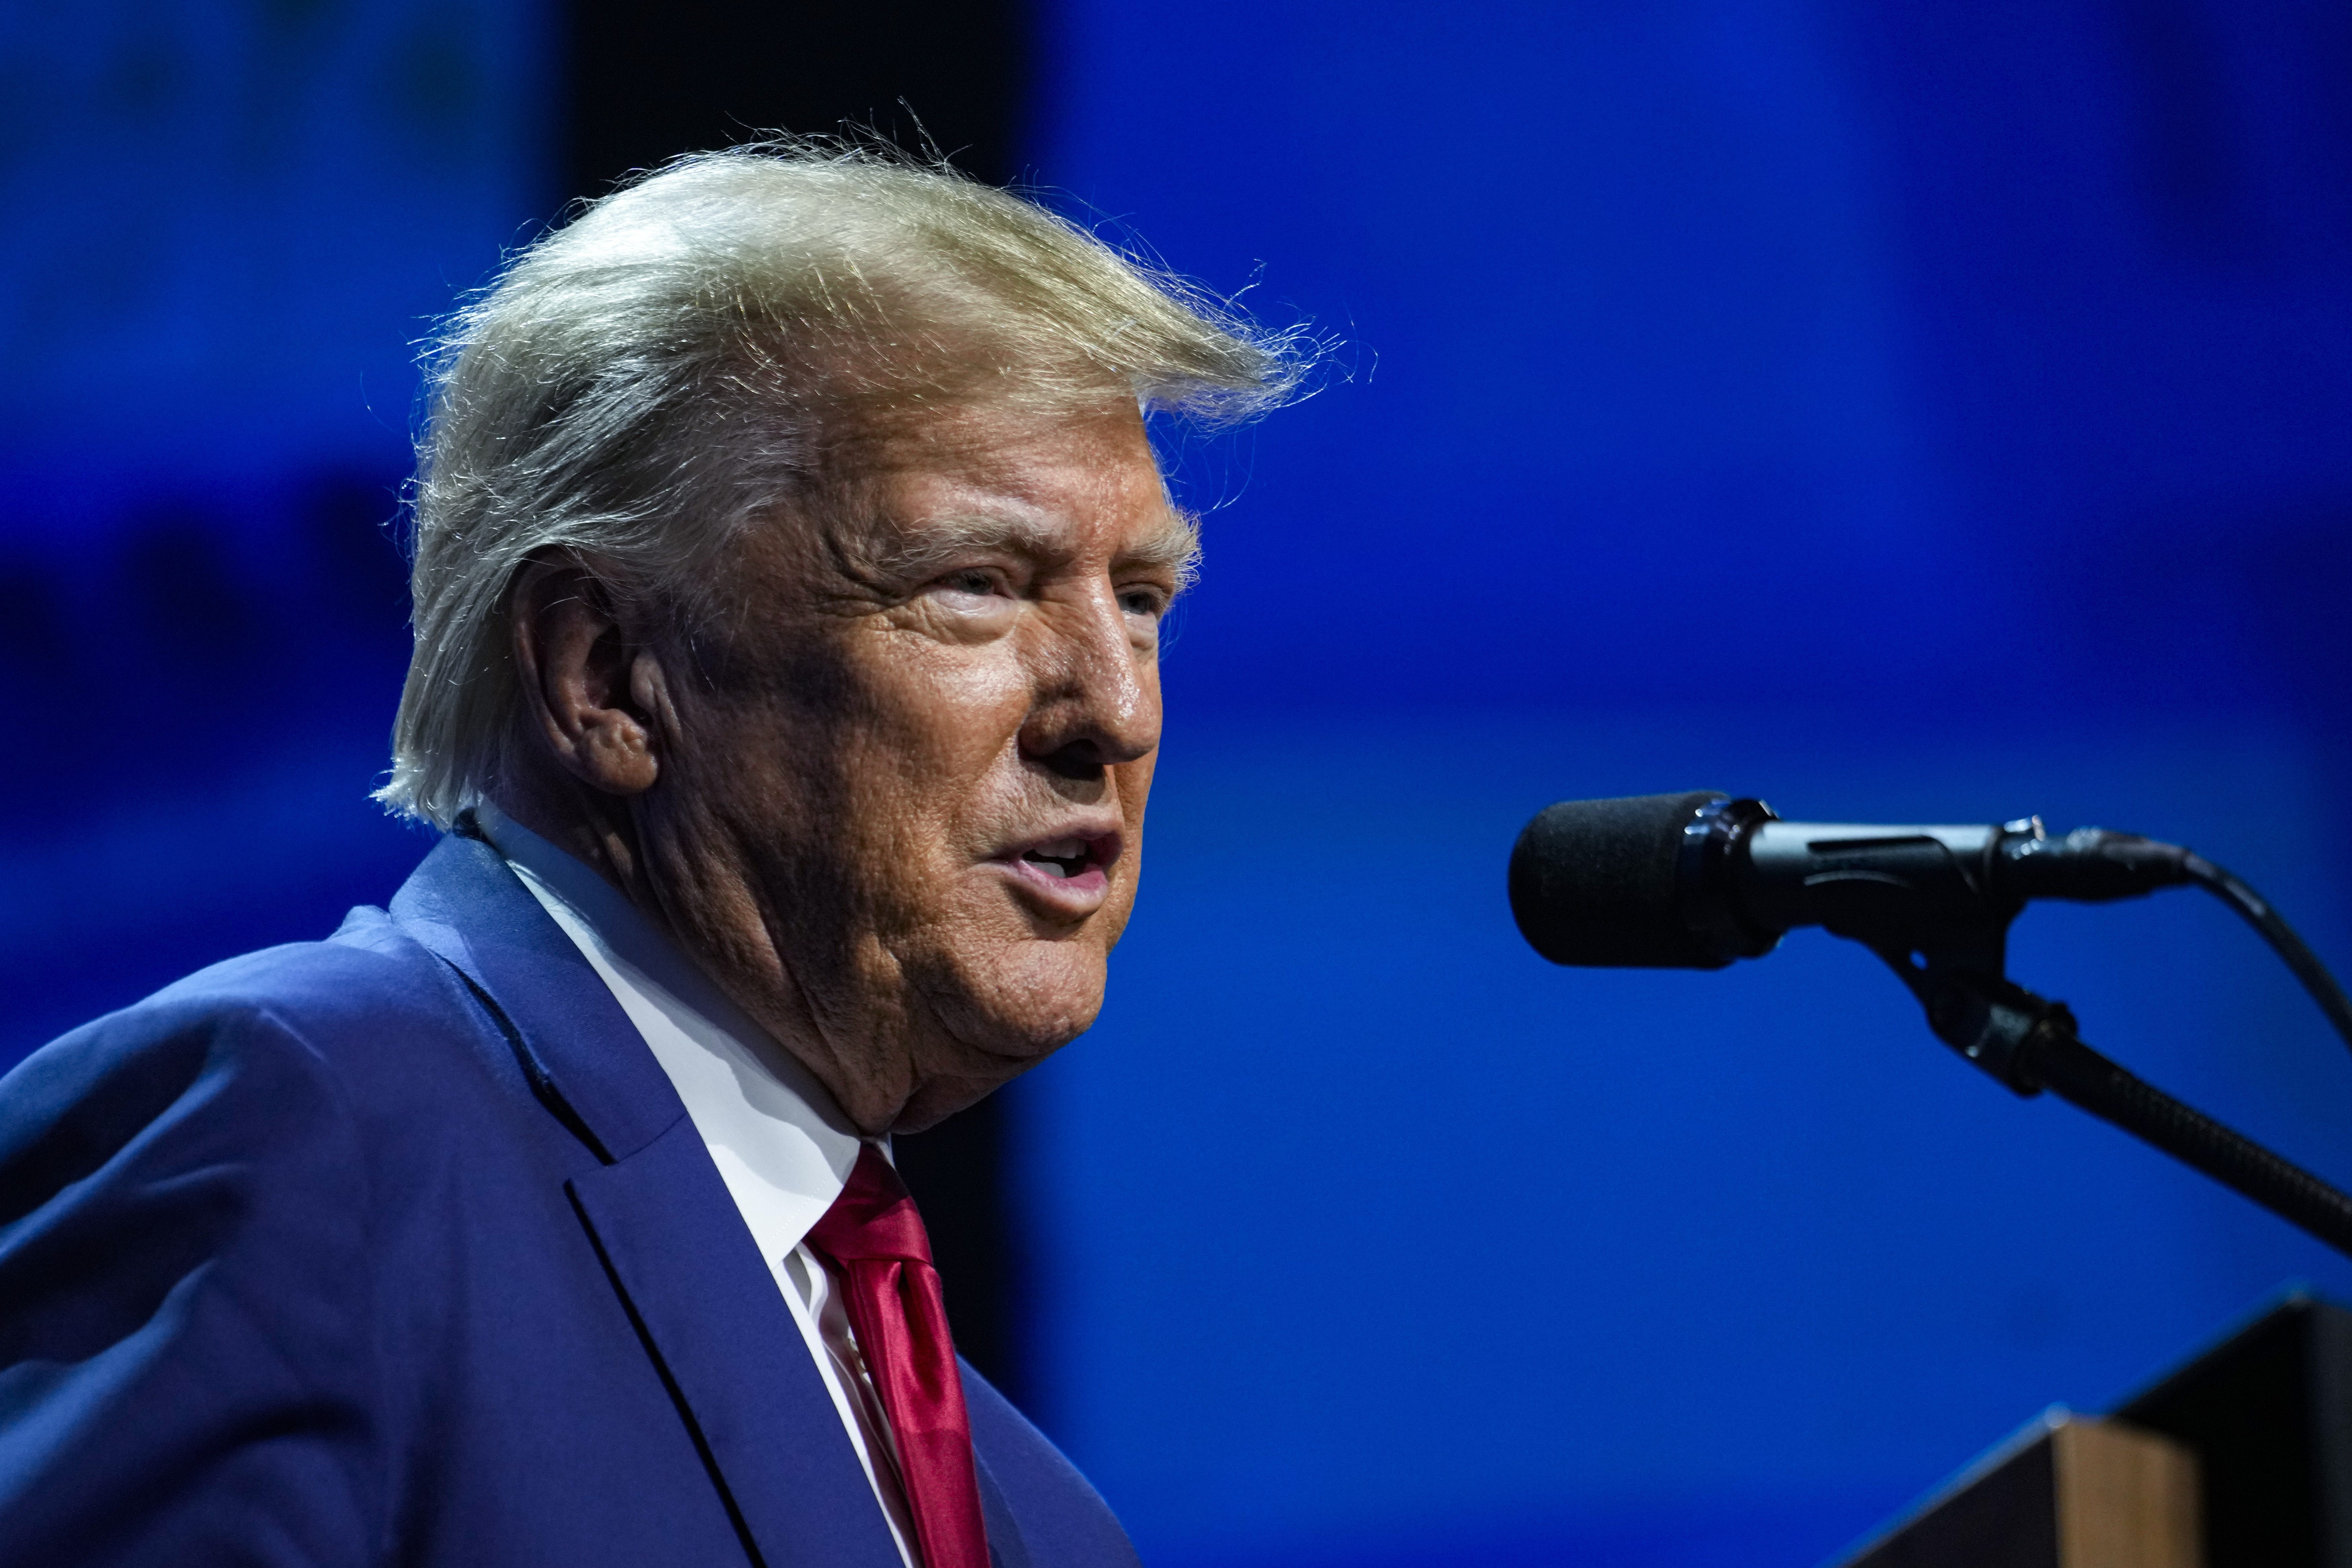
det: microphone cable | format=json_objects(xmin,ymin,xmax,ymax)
[{"xmin": 2181, "ymin": 852, "xmax": 2352, "ymax": 1052}]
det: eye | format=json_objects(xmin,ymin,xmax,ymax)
[
  {"xmin": 1118, "ymin": 584, "xmax": 1171, "ymax": 619},
  {"xmin": 924, "ymin": 566, "xmax": 1010, "ymax": 606}
]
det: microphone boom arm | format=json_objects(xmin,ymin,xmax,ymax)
[{"xmin": 1877, "ymin": 937, "xmax": 2352, "ymax": 1261}]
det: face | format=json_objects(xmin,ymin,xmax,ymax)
[{"xmin": 630, "ymin": 400, "xmax": 1186, "ymax": 1133}]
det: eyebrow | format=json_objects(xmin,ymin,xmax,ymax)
[{"xmin": 872, "ymin": 509, "xmax": 1202, "ymax": 585}]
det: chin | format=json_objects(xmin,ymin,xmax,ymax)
[
  {"xmin": 916, "ymin": 938, "xmax": 1109, "ymax": 1069},
  {"xmin": 891, "ymin": 1071, "xmax": 1019, "ymax": 1134}
]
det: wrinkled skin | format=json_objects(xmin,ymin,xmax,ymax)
[{"xmin": 495, "ymin": 400, "xmax": 1187, "ymax": 1134}]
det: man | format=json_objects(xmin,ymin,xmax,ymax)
[{"xmin": 0, "ymin": 143, "xmax": 1301, "ymax": 1565}]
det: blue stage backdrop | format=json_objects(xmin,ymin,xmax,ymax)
[
  {"xmin": 3, "ymin": 4, "xmax": 2350, "ymax": 1567},
  {"xmin": 0, "ymin": 1, "xmax": 548, "ymax": 1051},
  {"xmin": 1014, "ymin": 1, "xmax": 2352, "ymax": 1565}
]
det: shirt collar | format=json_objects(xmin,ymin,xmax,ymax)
[{"xmin": 471, "ymin": 800, "xmax": 866, "ymax": 1259}]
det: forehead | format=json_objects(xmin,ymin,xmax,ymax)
[{"xmin": 853, "ymin": 402, "xmax": 1189, "ymax": 566}]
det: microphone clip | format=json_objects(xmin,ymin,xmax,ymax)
[
  {"xmin": 1864, "ymin": 935, "xmax": 2352, "ymax": 1261},
  {"xmin": 1872, "ymin": 938, "xmax": 2074, "ymax": 1100}
]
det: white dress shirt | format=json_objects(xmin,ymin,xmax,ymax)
[{"xmin": 473, "ymin": 804, "xmax": 922, "ymax": 1568}]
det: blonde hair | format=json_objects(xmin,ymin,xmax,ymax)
[{"xmin": 378, "ymin": 139, "xmax": 1309, "ymax": 827}]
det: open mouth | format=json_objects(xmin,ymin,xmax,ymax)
[
  {"xmin": 1017, "ymin": 837, "xmax": 1106, "ymax": 881},
  {"xmin": 998, "ymin": 830, "xmax": 1121, "ymax": 905}
]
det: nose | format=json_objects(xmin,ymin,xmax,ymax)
[{"xmin": 1019, "ymin": 585, "xmax": 1159, "ymax": 782}]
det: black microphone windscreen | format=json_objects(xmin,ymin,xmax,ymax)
[{"xmin": 1509, "ymin": 791, "xmax": 1732, "ymax": 968}]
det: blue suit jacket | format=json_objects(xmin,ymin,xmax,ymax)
[{"xmin": 0, "ymin": 832, "xmax": 1140, "ymax": 1568}]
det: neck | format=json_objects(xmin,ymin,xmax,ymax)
[
  {"xmin": 488, "ymin": 772, "xmax": 656, "ymax": 909},
  {"xmin": 482, "ymin": 772, "xmax": 926, "ymax": 1137}
]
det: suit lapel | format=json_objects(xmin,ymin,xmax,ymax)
[
  {"xmin": 390, "ymin": 833, "xmax": 904, "ymax": 1568},
  {"xmin": 570, "ymin": 1115, "xmax": 906, "ymax": 1567},
  {"xmin": 390, "ymin": 833, "xmax": 678, "ymax": 1161},
  {"xmin": 972, "ymin": 1447, "xmax": 1033, "ymax": 1568}
]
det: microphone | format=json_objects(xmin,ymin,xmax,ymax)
[
  {"xmin": 1507, "ymin": 791, "xmax": 2192, "ymax": 969},
  {"xmin": 1507, "ymin": 790, "xmax": 2352, "ymax": 1266}
]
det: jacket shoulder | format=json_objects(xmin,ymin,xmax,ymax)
[
  {"xmin": 0, "ymin": 907, "xmax": 487, "ymax": 1147},
  {"xmin": 153, "ymin": 903, "xmax": 468, "ymax": 1043},
  {"xmin": 0, "ymin": 926, "xmax": 436, "ymax": 1565},
  {"xmin": 0, "ymin": 909, "xmax": 568, "ymax": 1566}
]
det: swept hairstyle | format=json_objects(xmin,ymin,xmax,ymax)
[{"xmin": 378, "ymin": 139, "xmax": 1309, "ymax": 828}]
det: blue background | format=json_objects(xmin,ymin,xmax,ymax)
[{"xmin": 6, "ymin": 3, "xmax": 2352, "ymax": 1565}]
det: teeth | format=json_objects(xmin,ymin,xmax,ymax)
[{"xmin": 1018, "ymin": 837, "xmax": 1092, "ymax": 878}]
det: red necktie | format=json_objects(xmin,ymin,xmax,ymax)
[{"xmin": 805, "ymin": 1145, "xmax": 991, "ymax": 1568}]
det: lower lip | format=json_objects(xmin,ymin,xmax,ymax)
[{"xmin": 997, "ymin": 856, "xmax": 1112, "ymax": 910}]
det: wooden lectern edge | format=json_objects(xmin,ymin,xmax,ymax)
[
  {"xmin": 2051, "ymin": 1418, "xmax": 2200, "ymax": 1568},
  {"xmin": 1829, "ymin": 1407, "xmax": 2202, "ymax": 1568}
]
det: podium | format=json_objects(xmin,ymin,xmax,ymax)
[{"xmin": 1835, "ymin": 1295, "xmax": 2352, "ymax": 1568}]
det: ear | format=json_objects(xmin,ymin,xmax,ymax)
[{"xmin": 509, "ymin": 554, "xmax": 674, "ymax": 796}]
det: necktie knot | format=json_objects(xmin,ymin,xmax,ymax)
[{"xmin": 807, "ymin": 1146, "xmax": 934, "ymax": 1266}]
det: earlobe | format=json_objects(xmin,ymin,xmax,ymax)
[
  {"xmin": 512, "ymin": 556, "xmax": 666, "ymax": 798},
  {"xmin": 585, "ymin": 651, "xmax": 675, "ymax": 796},
  {"xmin": 574, "ymin": 686, "xmax": 662, "ymax": 795}
]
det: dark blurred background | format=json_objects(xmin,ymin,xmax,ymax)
[{"xmin": 5, "ymin": 2, "xmax": 2352, "ymax": 1565}]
